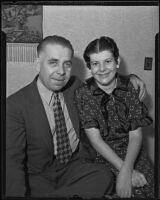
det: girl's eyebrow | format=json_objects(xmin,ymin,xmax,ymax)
[
  {"xmin": 91, "ymin": 57, "xmax": 113, "ymax": 62},
  {"xmin": 104, "ymin": 57, "xmax": 113, "ymax": 61}
]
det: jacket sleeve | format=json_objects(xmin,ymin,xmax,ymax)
[{"xmin": 6, "ymin": 97, "xmax": 27, "ymax": 197}]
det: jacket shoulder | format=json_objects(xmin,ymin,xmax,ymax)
[
  {"xmin": 118, "ymin": 73, "xmax": 130, "ymax": 88},
  {"xmin": 7, "ymin": 79, "xmax": 36, "ymax": 106},
  {"xmin": 74, "ymin": 79, "xmax": 89, "ymax": 97},
  {"xmin": 62, "ymin": 75, "xmax": 84, "ymax": 92}
]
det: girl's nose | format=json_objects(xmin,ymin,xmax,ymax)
[{"xmin": 99, "ymin": 62, "xmax": 105, "ymax": 71}]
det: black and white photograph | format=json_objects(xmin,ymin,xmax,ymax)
[{"xmin": 1, "ymin": 1, "xmax": 159, "ymax": 199}]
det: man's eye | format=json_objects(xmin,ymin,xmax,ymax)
[
  {"xmin": 49, "ymin": 61, "xmax": 58, "ymax": 66},
  {"xmin": 64, "ymin": 62, "xmax": 72, "ymax": 68}
]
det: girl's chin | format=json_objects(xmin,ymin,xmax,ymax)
[
  {"xmin": 100, "ymin": 82, "xmax": 110, "ymax": 86},
  {"xmin": 96, "ymin": 77, "xmax": 115, "ymax": 86},
  {"xmin": 98, "ymin": 78, "xmax": 110, "ymax": 84}
]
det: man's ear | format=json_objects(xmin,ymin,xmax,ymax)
[
  {"xmin": 34, "ymin": 57, "xmax": 41, "ymax": 72},
  {"xmin": 116, "ymin": 57, "xmax": 121, "ymax": 68}
]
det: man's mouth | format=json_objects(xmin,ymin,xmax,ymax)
[{"xmin": 51, "ymin": 77, "xmax": 66, "ymax": 82}]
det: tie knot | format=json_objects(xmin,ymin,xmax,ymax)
[
  {"xmin": 50, "ymin": 92, "xmax": 59, "ymax": 107},
  {"xmin": 53, "ymin": 92, "xmax": 59, "ymax": 100},
  {"xmin": 54, "ymin": 92, "xmax": 60, "ymax": 104}
]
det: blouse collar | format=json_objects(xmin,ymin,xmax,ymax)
[{"xmin": 86, "ymin": 73, "xmax": 129, "ymax": 96}]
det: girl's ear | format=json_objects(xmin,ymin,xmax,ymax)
[
  {"xmin": 34, "ymin": 58, "xmax": 41, "ymax": 72},
  {"xmin": 116, "ymin": 57, "xmax": 121, "ymax": 68}
]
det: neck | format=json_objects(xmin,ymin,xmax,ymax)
[{"xmin": 97, "ymin": 78, "xmax": 117, "ymax": 94}]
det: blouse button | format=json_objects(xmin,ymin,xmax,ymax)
[
  {"xmin": 127, "ymin": 92, "xmax": 131, "ymax": 96},
  {"xmin": 114, "ymin": 116, "xmax": 118, "ymax": 120},
  {"xmin": 130, "ymin": 105, "xmax": 134, "ymax": 110}
]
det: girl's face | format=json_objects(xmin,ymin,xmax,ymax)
[{"xmin": 89, "ymin": 50, "xmax": 119, "ymax": 87}]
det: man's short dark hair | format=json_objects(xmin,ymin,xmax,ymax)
[{"xmin": 37, "ymin": 35, "xmax": 74, "ymax": 57}]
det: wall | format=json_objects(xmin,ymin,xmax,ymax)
[{"xmin": 7, "ymin": 5, "xmax": 159, "ymax": 162}]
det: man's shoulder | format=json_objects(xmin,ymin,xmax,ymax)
[
  {"xmin": 7, "ymin": 78, "xmax": 36, "ymax": 104},
  {"xmin": 63, "ymin": 75, "xmax": 84, "ymax": 91},
  {"xmin": 74, "ymin": 77, "xmax": 90, "ymax": 95},
  {"xmin": 117, "ymin": 73, "xmax": 130, "ymax": 88}
]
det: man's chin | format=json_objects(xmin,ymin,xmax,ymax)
[
  {"xmin": 51, "ymin": 84, "xmax": 66, "ymax": 92},
  {"xmin": 49, "ymin": 79, "xmax": 70, "ymax": 91}
]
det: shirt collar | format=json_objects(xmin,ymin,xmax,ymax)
[
  {"xmin": 37, "ymin": 77, "xmax": 64, "ymax": 106},
  {"xmin": 37, "ymin": 77, "xmax": 53, "ymax": 105}
]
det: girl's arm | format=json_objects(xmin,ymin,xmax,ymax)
[
  {"xmin": 85, "ymin": 127, "xmax": 146, "ymax": 198},
  {"xmin": 119, "ymin": 127, "xmax": 147, "ymax": 187},
  {"xmin": 85, "ymin": 128, "xmax": 123, "ymax": 171},
  {"xmin": 122, "ymin": 127, "xmax": 142, "ymax": 171},
  {"xmin": 116, "ymin": 127, "xmax": 147, "ymax": 197},
  {"xmin": 85, "ymin": 127, "xmax": 132, "ymax": 197}
]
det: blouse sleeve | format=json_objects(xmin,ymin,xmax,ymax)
[
  {"xmin": 74, "ymin": 87, "xmax": 99, "ymax": 129},
  {"xmin": 126, "ymin": 81, "xmax": 153, "ymax": 131}
]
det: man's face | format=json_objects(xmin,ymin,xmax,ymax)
[{"xmin": 37, "ymin": 44, "xmax": 73, "ymax": 91}]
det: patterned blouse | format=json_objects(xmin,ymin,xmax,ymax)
[{"xmin": 75, "ymin": 73, "xmax": 152, "ymax": 140}]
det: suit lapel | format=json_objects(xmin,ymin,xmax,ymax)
[
  {"xmin": 28, "ymin": 76, "xmax": 80, "ymax": 149},
  {"xmin": 27, "ymin": 77, "xmax": 54, "ymax": 152}
]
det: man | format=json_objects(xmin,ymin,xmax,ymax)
[{"xmin": 6, "ymin": 35, "xmax": 146, "ymax": 198}]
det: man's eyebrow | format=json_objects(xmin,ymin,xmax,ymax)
[
  {"xmin": 65, "ymin": 60, "xmax": 72, "ymax": 63},
  {"xmin": 48, "ymin": 58, "xmax": 59, "ymax": 62}
]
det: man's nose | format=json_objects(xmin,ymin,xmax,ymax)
[{"xmin": 58, "ymin": 64, "xmax": 65, "ymax": 75}]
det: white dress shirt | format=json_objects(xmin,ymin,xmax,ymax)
[{"xmin": 37, "ymin": 78, "xmax": 79, "ymax": 155}]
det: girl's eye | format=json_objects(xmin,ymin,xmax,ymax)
[
  {"xmin": 105, "ymin": 60, "xmax": 112, "ymax": 64},
  {"xmin": 92, "ymin": 62, "xmax": 99, "ymax": 67}
]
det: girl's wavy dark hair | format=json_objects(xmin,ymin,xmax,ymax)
[{"xmin": 83, "ymin": 36, "xmax": 119, "ymax": 69}]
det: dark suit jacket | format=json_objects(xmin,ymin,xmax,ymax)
[{"xmin": 6, "ymin": 75, "xmax": 95, "ymax": 197}]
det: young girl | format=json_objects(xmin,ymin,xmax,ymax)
[{"xmin": 75, "ymin": 36, "xmax": 154, "ymax": 198}]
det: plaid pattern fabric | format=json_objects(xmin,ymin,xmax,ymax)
[{"xmin": 52, "ymin": 92, "xmax": 72, "ymax": 164}]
